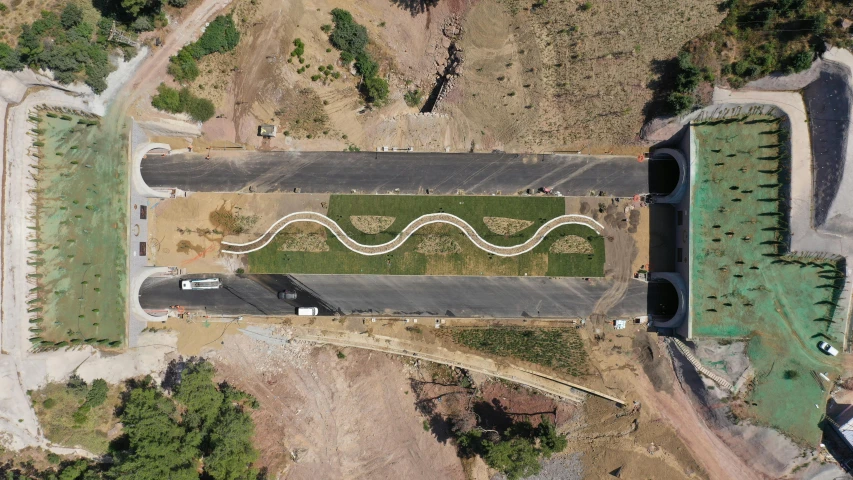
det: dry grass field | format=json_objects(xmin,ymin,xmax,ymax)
[{"xmin": 168, "ymin": 0, "xmax": 725, "ymax": 153}]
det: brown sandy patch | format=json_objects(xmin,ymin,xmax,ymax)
[
  {"xmin": 350, "ymin": 215, "xmax": 395, "ymax": 234},
  {"xmin": 147, "ymin": 192, "xmax": 329, "ymax": 273},
  {"xmin": 209, "ymin": 335, "xmax": 466, "ymax": 479},
  {"xmin": 550, "ymin": 235, "xmax": 594, "ymax": 254},
  {"xmin": 416, "ymin": 235, "xmax": 461, "ymax": 255},
  {"xmin": 483, "ymin": 216, "xmax": 534, "ymax": 236}
]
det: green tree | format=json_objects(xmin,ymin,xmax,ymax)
[
  {"xmin": 785, "ymin": 50, "xmax": 813, "ymax": 73},
  {"xmin": 168, "ymin": 0, "xmax": 188, "ymax": 7},
  {"xmin": 204, "ymin": 405, "xmax": 259, "ymax": 480},
  {"xmin": 61, "ymin": 3, "xmax": 84, "ymax": 30},
  {"xmin": 0, "ymin": 42, "xmax": 23, "ymax": 72},
  {"xmin": 674, "ymin": 51, "xmax": 700, "ymax": 93},
  {"xmin": 362, "ymin": 76, "xmax": 388, "ymax": 103},
  {"xmin": 194, "ymin": 15, "xmax": 240, "ymax": 57},
  {"xmin": 168, "ymin": 48, "xmax": 199, "ymax": 82},
  {"xmin": 354, "ymin": 52, "xmax": 378, "ymax": 78},
  {"xmin": 121, "ymin": 0, "xmax": 160, "ymax": 19},
  {"xmin": 67, "ymin": 374, "xmax": 88, "ymax": 397},
  {"xmin": 111, "ymin": 381, "xmax": 200, "ymax": 480},
  {"xmin": 151, "ymin": 83, "xmax": 182, "ymax": 112},
  {"xmin": 535, "ymin": 417, "xmax": 567, "ymax": 457},
  {"xmin": 329, "ymin": 9, "xmax": 368, "ymax": 55},
  {"xmin": 484, "ymin": 438, "xmax": 541, "ymax": 480},
  {"xmin": 58, "ymin": 460, "xmax": 91, "ymax": 480},
  {"xmin": 131, "ymin": 16, "xmax": 155, "ymax": 32},
  {"xmin": 667, "ymin": 91, "xmax": 694, "ymax": 115},
  {"xmin": 85, "ymin": 379, "xmax": 109, "ymax": 408},
  {"xmin": 182, "ymin": 90, "xmax": 216, "ymax": 122},
  {"xmin": 173, "ymin": 360, "xmax": 222, "ymax": 433}
]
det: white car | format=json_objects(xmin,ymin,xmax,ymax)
[{"xmin": 818, "ymin": 341, "xmax": 839, "ymax": 356}]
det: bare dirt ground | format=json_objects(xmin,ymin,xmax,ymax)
[
  {"xmin": 135, "ymin": 0, "xmax": 723, "ymax": 153},
  {"xmin": 156, "ymin": 316, "xmax": 719, "ymax": 480},
  {"xmin": 208, "ymin": 334, "xmax": 466, "ymax": 479},
  {"xmin": 566, "ymin": 196, "xmax": 649, "ymax": 327},
  {"xmin": 147, "ymin": 192, "xmax": 329, "ymax": 273}
]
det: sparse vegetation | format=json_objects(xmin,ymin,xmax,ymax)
[
  {"xmin": 151, "ymin": 83, "xmax": 216, "ymax": 122},
  {"xmin": 327, "ymin": 8, "xmax": 388, "ymax": 104},
  {"xmin": 169, "ymin": 14, "xmax": 240, "ymax": 82},
  {"xmin": 30, "ymin": 376, "xmax": 121, "ymax": 453},
  {"xmin": 209, "ymin": 204, "xmax": 260, "ymax": 235},
  {"xmin": 456, "ymin": 416, "xmax": 567, "ymax": 480},
  {"xmin": 18, "ymin": 360, "xmax": 260, "ymax": 479},
  {"xmin": 404, "ymin": 89, "xmax": 423, "ymax": 108},
  {"xmin": 449, "ymin": 327, "xmax": 587, "ymax": 376},
  {"xmin": 665, "ymin": 0, "xmax": 841, "ymax": 105},
  {"xmin": 5, "ymin": 7, "xmax": 118, "ymax": 92}
]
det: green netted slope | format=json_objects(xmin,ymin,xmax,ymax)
[{"xmin": 690, "ymin": 116, "xmax": 844, "ymax": 444}]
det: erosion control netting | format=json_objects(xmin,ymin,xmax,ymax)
[
  {"xmin": 690, "ymin": 115, "xmax": 844, "ymax": 444},
  {"xmin": 28, "ymin": 112, "xmax": 128, "ymax": 348}
]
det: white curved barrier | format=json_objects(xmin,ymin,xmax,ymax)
[{"xmin": 222, "ymin": 212, "xmax": 604, "ymax": 257}]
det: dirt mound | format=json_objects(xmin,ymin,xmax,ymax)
[
  {"xmin": 278, "ymin": 233, "xmax": 329, "ymax": 252},
  {"xmin": 350, "ymin": 215, "xmax": 395, "ymax": 234},
  {"xmin": 632, "ymin": 332, "xmax": 673, "ymax": 394},
  {"xmin": 416, "ymin": 235, "xmax": 461, "ymax": 255},
  {"xmin": 483, "ymin": 216, "xmax": 534, "ymax": 235},
  {"xmin": 549, "ymin": 235, "xmax": 594, "ymax": 254}
]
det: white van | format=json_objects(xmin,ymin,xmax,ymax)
[{"xmin": 297, "ymin": 307, "xmax": 318, "ymax": 316}]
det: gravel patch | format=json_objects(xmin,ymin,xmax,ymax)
[
  {"xmin": 483, "ymin": 217, "xmax": 534, "ymax": 235},
  {"xmin": 416, "ymin": 235, "xmax": 461, "ymax": 255},
  {"xmin": 549, "ymin": 235, "xmax": 594, "ymax": 254},
  {"xmin": 490, "ymin": 453, "xmax": 583, "ymax": 480},
  {"xmin": 278, "ymin": 233, "xmax": 330, "ymax": 252},
  {"xmin": 350, "ymin": 215, "xmax": 395, "ymax": 234}
]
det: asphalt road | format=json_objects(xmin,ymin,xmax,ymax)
[
  {"xmin": 141, "ymin": 151, "xmax": 657, "ymax": 196},
  {"xmin": 139, "ymin": 274, "xmax": 648, "ymax": 319},
  {"xmin": 804, "ymin": 66, "xmax": 849, "ymax": 227}
]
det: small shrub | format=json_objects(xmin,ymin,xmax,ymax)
[
  {"xmin": 291, "ymin": 38, "xmax": 305, "ymax": 57},
  {"xmin": 72, "ymin": 407, "xmax": 88, "ymax": 425},
  {"xmin": 42, "ymin": 398, "xmax": 56, "ymax": 409},
  {"xmin": 336, "ymin": 351, "xmax": 346, "ymax": 359},
  {"xmin": 236, "ymin": 268, "xmax": 245, "ymax": 274},
  {"xmin": 362, "ymin": 76, "xmax": 389, "ymax": 103},
  {"xmin": 404, "ymin": 89, "xmax": 423, "ymax": 108},
  {"xmin": 783, "ymin": 369, "xmax": 799, "ymax": 380}
]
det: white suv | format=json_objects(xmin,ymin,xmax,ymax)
[{"xmin": 818, "ymin": 341, "xmax": 839, "ymax": 356}]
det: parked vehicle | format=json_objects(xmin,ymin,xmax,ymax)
[
  {"xmin": 818, "ymin": 341, "xmax": 839, "ymax": 356},
  {"xmin": 278, "ymin": 290, "xmax": 297, "ymax": 300},
  {"xmin": 297, "ymin": 307, "xmax": 318, "ymax": 316},
  {"xmin": 180, "ymin": 278, "xmax": 222, "ymax": 290}
]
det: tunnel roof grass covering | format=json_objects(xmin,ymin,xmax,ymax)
[
  {"xmin": 690, "ymin": 115, "xmax": 844, "ymax": 444},
  {"xmin": 247, "ymin": 195, "xmax": 605, "ymax": 277},
  {"xmin": 28, "ymin": 112, "xmax": 128, "ymax": 349}
]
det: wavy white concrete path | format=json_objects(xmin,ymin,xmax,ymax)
[{"xmin": 222, "ymin": 212, "xmax": 604, "ymax": 256}]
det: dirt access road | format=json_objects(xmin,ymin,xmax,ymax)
[{"xmin": 122, "ymin": 0, "xmax": 233, "ymax": 120}]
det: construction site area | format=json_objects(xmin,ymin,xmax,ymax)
[{"xmin": 6, "ymin": 0, "xmax": 853, "ymax": 478}]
